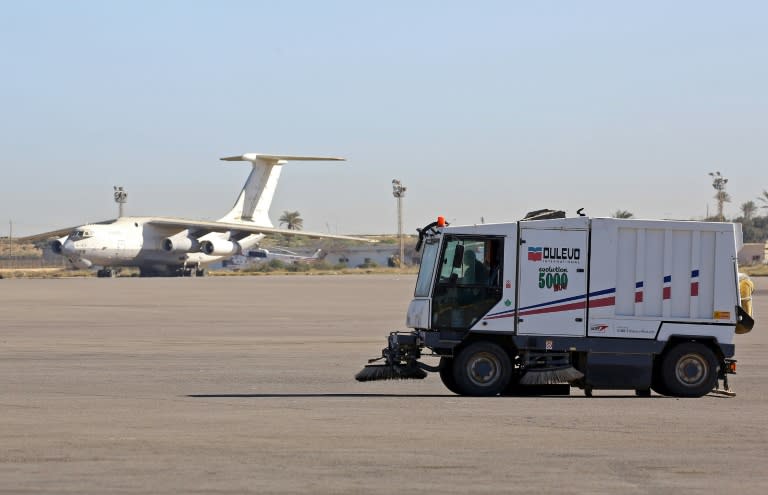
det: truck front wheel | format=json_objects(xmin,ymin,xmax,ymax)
[
  {"xmin": 439, "ymin": 357, "xmax": 461, "ymax": 395},
  {"xmin": 452, "ymin": 342, "xmax": 512, "ymax": 396},
  {"xmin": 660, "ymin": 342, "xmax": 719, "ymax": 398}
]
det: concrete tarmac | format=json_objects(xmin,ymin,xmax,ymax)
[{"xmin": 1, "ymin": 275, "xmax": 767, "ymax": 494}]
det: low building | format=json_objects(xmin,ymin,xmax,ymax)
[
  {"xmin": 324, "ymin": 245, "xmax": 402, "ymax": 268},
  {"xmin": 738, "ymin": 242, "xmax": 767, "ymax": 266}
]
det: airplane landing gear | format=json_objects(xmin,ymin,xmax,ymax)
[
  {"xmin": 177, "ymin": 264, "xmax": 205, "ymax": 277},
  {"xmin": 96, "ymin": 268, "xmax": 117, "ymax": 278}
]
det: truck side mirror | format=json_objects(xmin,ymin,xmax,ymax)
[{"xmin": 452, "ymin": 245, "xmax": 465, "ymax": 269}]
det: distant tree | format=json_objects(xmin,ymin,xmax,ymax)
[
  {"xmin": 708, "ymin": 172, "xmax": 730, "ymax": 221},
  {"xmin": 758, "ymin": 190, "xmax": 768, "ymax": 210},
  {"xmin": 714, "ymin": 190, "xmax": 731, "ymax": 221},
  {"xmin": 279, "ymin": 211, "xmax": 303, "ymax": 231},
  {"xmin": 741, "ymin": 201, "xmax": 758, "ymax": 222},
  {"xmin": 611, "ymin": 210, "xmax": 634, "ymax": 219}
]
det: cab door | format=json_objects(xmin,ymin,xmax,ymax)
[
  {"xmin": 517, "ymin": 228, "xmax": 588, "ymax": 336},
  {"xmin": 431, "ymin": 236, "xmax": 504, "ymax": 330}
]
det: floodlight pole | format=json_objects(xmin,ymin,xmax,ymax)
[
  {"xmin": 392, "ymin": 179, "xmax": 407, "ymax": 268},
  {"xmin": 113, "ymin": 186, "xmax": 127, "ymax": 218}
]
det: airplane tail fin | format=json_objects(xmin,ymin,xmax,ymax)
[{"xmin": 218, "ymin": 153, "xmax": 345, "ymax": 226}]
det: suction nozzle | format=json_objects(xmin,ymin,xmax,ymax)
[{"xmin": 519, "ymin": 366, "xmax": 583, "ymax": 385}]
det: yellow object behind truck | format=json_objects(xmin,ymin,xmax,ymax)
[{"xmin": 739, "ymin": 273, "xmax": 754, "ymax": 316}]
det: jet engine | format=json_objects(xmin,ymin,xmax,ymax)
[
  {"xmin": 162, "ymin": 233, "xmax": 200, "ymax": 253},
  {"xmin": 51, "ymin": 235, "xmax": 69, "ymax": 254},
  {"xmin": 200, "ymin": 238, "xmax": 241, "ymax": 256},
  {"xmin": 69, "ymin": 257, "xmax": 92, "ymax": 269}
]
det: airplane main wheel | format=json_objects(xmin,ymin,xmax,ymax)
[{"xmin": 195, "ymin": 268, "xmax": 206, "ymax": 277}]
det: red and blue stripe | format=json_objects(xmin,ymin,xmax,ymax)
[
  {"xmin": 635, "ymin": 281, "xmax": 644, "ymax": 303},
  {"xmin": 662, "ymin": 275, "xmax": 672, "ymax": 300},
  {"xmin": 483, "ymin": 288, "xmax": 616, "ymax": 321},
  {"xmin": 690, "ymin": 269, "xmax": 699, "ymax": 296}
]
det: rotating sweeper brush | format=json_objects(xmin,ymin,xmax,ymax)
[
  {"xmin": 518, "ymin": 351, "xmax": 583, "ymax": 385},
  {"xmin": 355, "ymin": 331, "xmax": 434, "ymax": 382},
  {"xmin": 355, "ymin": 364, "xmax": 427, "ymax": 382}
]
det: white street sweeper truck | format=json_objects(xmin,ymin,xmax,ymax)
[{"xmin": 356, "ymin": 211, "xmax": 754, "ymax": 397}]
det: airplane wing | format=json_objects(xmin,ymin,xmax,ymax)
[
  {"xmin": 146, "ymin": 217, "xmax": 377, "ymax": 243},
  {"xmin": 17, "ymin": 220, "xmax": 116, "ymax": 243}
]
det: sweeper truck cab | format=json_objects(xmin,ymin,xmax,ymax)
[{"xmin": 357, "ymin": 213, "xmax": 754, "ymax": 397}]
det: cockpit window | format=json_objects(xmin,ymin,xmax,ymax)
[{"xmin": 69, "ymin": 229, "xmax": 93, "ymax": 240}]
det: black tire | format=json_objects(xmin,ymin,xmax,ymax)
[
  {"xmin": 651, "ymin": 359, "xmax": 670, "ymax": 396},
  {"xmin": 660, "ymin": 342, "xmax": 719, "ymax": 398},
  {"xmin": 438, "ymin": 357, "xmax": 461, "ymax": 395},
  {"xmin": 452, "ymin": 341, "xmax": 512, "ymax": 396}
]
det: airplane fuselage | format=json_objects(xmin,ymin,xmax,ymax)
[
  {"xmin": 57, "ymin": 217, "xmax": 263, "ymax": 275},
  {"xmin": 32, "ymin": 152, "xmax": 368, "ymax": 277}
]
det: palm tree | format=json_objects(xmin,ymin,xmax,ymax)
[
  {"xmin": 714, "ymin": 190, "xmax": 731, "ymax": 221},
  {"xmin": 758, "ymin": 190, "xmax": 768, "ymax": 209},
  {"xmin": 709, "ymin": 172, "xmax": 729, "ymax": 221},
  {"xmin": 611, "ymin": 210, "xmax": 634, "ymax": 219},
  {"xmin": 279, "ymin": 211, "xmax": 303, "ymax": 231},
  {"xmin": 741, "ymin": 201, "xmax": 757, "ymax": 222}
]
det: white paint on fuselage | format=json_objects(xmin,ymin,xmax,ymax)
[
  {"xmin": 46, "ymin": 153, "xmax": 351, "ymax": 275},
  {"xmin": 60, "ymin": 217, "xmax": 262, "ymax": 271}
]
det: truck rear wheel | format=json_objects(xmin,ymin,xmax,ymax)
[
  {"xmin": 452, "ymin": 341, "xmax": 512, "ymax": 396},
  {"xmin": 439, "ymin": 357, "xmax": 461, "ymax": 395},
  {"xmin": 660, "ymin": 342, "xmax": 719, "ymax": 398},
  {"xmin": 651, "ymin": 359, "xmax": 670, "ymax": 396}
]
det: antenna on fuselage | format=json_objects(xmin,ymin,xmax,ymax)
[{"xmin": 113, "ymin": 186, "xmax": 127, "ymax": 218}]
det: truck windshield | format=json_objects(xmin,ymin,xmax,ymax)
[{"xmin": 415, "ymin": 239, "xmax": 440, "ymax": 297}]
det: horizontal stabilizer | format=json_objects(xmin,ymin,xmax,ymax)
[
  {"xmin": 218, "ymin": 152, "xmax": 346, "ymax": 225},
  {"xmin": 220, "ymin": 153, "xmax": 345, "ymax": 163}
]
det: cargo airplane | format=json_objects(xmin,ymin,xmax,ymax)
[{"xmin": 21, "ymin": 153, "xmax": 372, "ymax": 277}]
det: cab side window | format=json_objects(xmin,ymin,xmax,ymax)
[{"xmin": 432, "ymin": 236, "xmax": 503, "ymax": 330}]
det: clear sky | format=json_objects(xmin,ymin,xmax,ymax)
[{"xmin": 1, "ymin": 1, "xmax": 766, "ymax": 236}]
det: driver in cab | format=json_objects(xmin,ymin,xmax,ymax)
[{"xmin": 461, "ymin": 249, "xmax": 488, "ymax": 286}]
